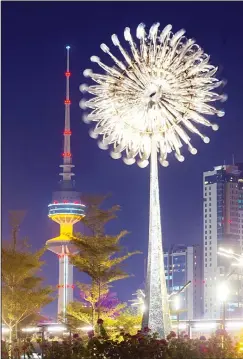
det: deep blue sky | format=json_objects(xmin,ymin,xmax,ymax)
[{"xmin": 2, "ymin": 1, "xmax": 243, "ymax": 318}]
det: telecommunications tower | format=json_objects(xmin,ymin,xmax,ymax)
[{"xmin": 46, "ymin": 46, "xmax": 86, "ymax": 319}]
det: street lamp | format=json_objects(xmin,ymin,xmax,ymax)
[
  {"xmin": 218, "ymin": 248, "xmax": 243, "ymax": 267},
  {"xmin": 217, "ymin": 282, "xmax": 229, "ymax": 335},
  {"xmin": 168, "ymin": 281, "xmax": 191, "ymax": 300},
  {"xmin": 174, "ymin": 295, "xmax": 181, "ymax": 338},
  {"xmin": 218, "ymin": 248, "xmax": 243, "ymax": 317},
  {"xmin": 168, "ymin": 281, "xmax": 191, "ymax": 338}
]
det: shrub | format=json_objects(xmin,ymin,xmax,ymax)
[{"xmin": 3, "ymin": 321, "xmax": 242, "ymax": 359}]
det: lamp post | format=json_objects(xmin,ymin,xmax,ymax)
[
  {"xmin": 37, "ymin": 325, "xmax": 46, "ymax": 359},
  {"xmin": 169, "ymin": 281, "xmax": 191, "ymax": 338},
  {"xmin": 217, "ymin": 282, "xmax": 229, "ymax": 347},
  {"xmin": 174, "ymin": 295, "xmax": 181, "ymax": 338},
  {"xmin": 218, "ymin": 248, "xmax": 243, "ymax": 316}
]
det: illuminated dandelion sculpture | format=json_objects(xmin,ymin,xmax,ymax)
[{"xmin": 80, "ymin": 23, "xmax": 226, "ymax": 337}]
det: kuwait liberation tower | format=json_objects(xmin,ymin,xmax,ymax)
[{"xmin": 46, "ymin": 46, "xmax": 86, "ymax": 319}]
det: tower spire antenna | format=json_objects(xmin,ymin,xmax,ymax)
[
  {"xmin": 47, "ymin": 46, "xmax": 86, "ymax": 321},
  {"xmin": 60, "ymin": 45, "xmax": 74, "ymax": 183}
]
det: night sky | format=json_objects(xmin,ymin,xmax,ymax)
[{"xmin": 2, "ymin": 1, "xmax": 243, "ymax": 318}]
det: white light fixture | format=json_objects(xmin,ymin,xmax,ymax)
[
  {"xmin": 226, "ymin": 321, "xmax": 243, "ymax": 329},
  {"xmin": 77, "ymin": 326, "xmax": 93, "ymax": 332},
  {"xmin": 141, "ymin": 304, "xmax": 146, "ymax": 313},
  {"xmin": 47, "ymin": 326, "xmax": 66, "ymax": 332},
  {"xmin": 194, "ymin": 322, "xmax": 217, "ymax": 330},
  {"xmin": 176, "ymin": 323, "xmax": 187, "ymax": 329},
  {"xmin": 174, "ymin": 295, "xmax": 181, "ymax": 311},
  {"xmin": 22, "ymin": 327, "xmax": 40, "ymax": 333},
  {"xmin": 217, "ymin": 282, "xmax": 229, "ymax": 302}
]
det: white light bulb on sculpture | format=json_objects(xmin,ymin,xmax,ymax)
[{"xmin": 80, "ymin": 22, "xmax": 226, "ymax": 338}]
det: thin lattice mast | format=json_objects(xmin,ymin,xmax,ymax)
[{"xmin": 59, "ymin": 45, "xmax": 75, "ymax": 183}]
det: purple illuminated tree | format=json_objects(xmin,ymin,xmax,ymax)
[{"xmin": 68, "ymin": 195, "xmax": 140, "ymax": 326}]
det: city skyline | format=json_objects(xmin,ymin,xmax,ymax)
[{"xmin": 2, "ymin": 1, "xmax": 243, "ymax": 317}]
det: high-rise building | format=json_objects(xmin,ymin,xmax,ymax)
[
  {"xmin": 164, "ymin": 245, "xmax": 202, "ymax": 320},
  {"xmin": 238, "ymin": 172, "xmax": 243, "ymax": 252},
  {"xmin": 203, "ymin": 164, "xmax": 243, "ymax": 319},
  {"xmin": 46, "ymin": 47, "xmax": 86, "ymax": 319}
]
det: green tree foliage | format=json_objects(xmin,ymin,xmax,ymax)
[
  {"xmin": 104, "ymin": 308, "xmax": 142, "ymax": 339},
  {"xmin": 80, "ymin": 194, "xmax": 120, "ymax": 237},
  {"xmin": 2, "ymin": 212, "xmax": 54, "ymax": 343},
  {"xmin": 68, "ymin": 195, "xmax": 141, "ymax": 327},
  {"xmin": 67, "ymin": 283, "xmax": 126, "ymax": 331}
]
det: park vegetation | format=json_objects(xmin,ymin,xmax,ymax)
[
  {"xmin": 3, "ymin": 324, "xmax": 243, "ymax": 359},
  {"xmin": 2, "ymin": 211, "xmax": 54, "ymax": 348},
  {"xmin": 2, "ymin": 208, "xmax": 243, "ymax": 358},
  {"xmin": 66, "ymin": 195, "xmax": 142, "ymax": 334}
]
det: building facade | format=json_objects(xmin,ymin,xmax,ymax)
[
  {"xmin": 239, "ymin": 176, "xmax": 243, "ymax": 252},
  {"xmin": 164, "ymin": 245, "xmax": 202, "ymax": 320},
  {"xmin": 203, "ymin": 164, "xmax": 243, "ymax": 319}
]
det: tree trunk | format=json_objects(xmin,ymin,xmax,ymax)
[
  {"xmin": 91, "ymin": 304, "xmax": 95, "ymax": 328},
  {"xmin": 15, "ymin": 323, "xmax": 18, "ymax": 341},
  {"xmin": 97, "ymin": 279, "xmax": 101, "ymax": 320},
  {"xmin": 8, "ymin": 327, "xmax": 12, "ymax": 359}
]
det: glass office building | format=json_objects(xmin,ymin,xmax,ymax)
[
  {"xmin": 203, "ymin": 164, "xmax": 243, "ymax": 319},
  {"xmin": 164, "ymin": 245, "xmax": 202, "ymax": 320}
]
